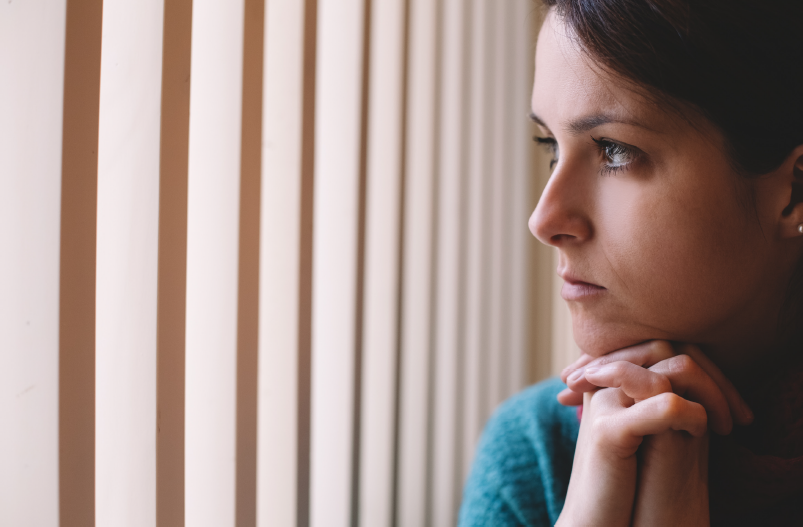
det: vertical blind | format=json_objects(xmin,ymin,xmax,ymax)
[{"xmin": 0, "ymin": 0, "xmax": 580, "ymax": 526}]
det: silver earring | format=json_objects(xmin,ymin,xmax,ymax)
[{"xmin": 799, "ymin": 224, "xmax": 803, "ymax": 234}]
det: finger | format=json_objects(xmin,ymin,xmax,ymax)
[
  {"xmin": 576, "ymin": 349, "xmax": 738, "ymax": 434},
  {"xmin": 588, "ymin": 340, "xmax": 676, "ymax": 369},
  {"xmin": 565, "ymin": 341, "xmax": 676, "ymax": 393},
  {"xmin": 605, "ymin": 393, "xmax": 708, "ymax": 441},
  {"xmin": 584, "ymin": 385, "xmax": 636, "ymax": 410},
  {"xmin": 649, "ymin": 354, "xmax": 733, "ymax": 435},
  {"xmin": 557, "ymin": 387, "xmax": 584, "ymax": 406},
  {"xmin": 560, "ymin": 353, "xmax": 595, "ymax": 384},
  {"xmin": 678, "ymin": 344, "xmax": 753, "ymax": 426},
  {"xmin": 579, "ymin": 361, "xmax": 673, "ymax": 401}
]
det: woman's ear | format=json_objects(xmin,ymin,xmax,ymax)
[{"xmin": 778, "ymin": 145, "xmax": 803, "ymax": 238}]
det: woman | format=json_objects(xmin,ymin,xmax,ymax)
[{"xmin": 459, "ymin": 0, "xmax": 803, "ymax": 525}]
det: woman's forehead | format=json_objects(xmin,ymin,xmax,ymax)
[{"xmin": 531, "ymin": 12, "xmax": 673, "ymax": 136}]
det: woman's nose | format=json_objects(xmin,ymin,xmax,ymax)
[{"xmin": 529, "ymin": 167, "xmax": 592, "ymax": 247}]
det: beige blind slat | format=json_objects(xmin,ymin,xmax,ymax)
[
  {"xmin": 184, "ymin": 0, "xmax": 246, "ymax": 524},
  {"xmin": 430, "ymin": 0, "xmax": 469, "ymax": 522},
  {"xmin": 486, "ymin": 0, "xmax": 507, "ymax": 417},
  {"xmin": 309, "ymin": 0, "xmax": 367, "ymax": 524},
  {"xmin": 357, "ymin": 0, "xmax": 406, "ymax": 523},
  {"xmin": 461, "ymin": 0, "xmax": 491, "ymax": 481},
  {"xmin": 0, "ymin": 2, "xmax": 67, "ymax": 524},
  {"xmin": 96, "ymin": 0, "xmax": 164, "ymax": 524},
  {"xmin": 396, "ymin": 0, "xmax": 439, "ymax": 524},
  {"xmin": 257, "ymin": 0, "xmax": 316, "ymax": 524},
  {"xmin": 506, "ymin": 0, "xmax": 534, "ymax": 394}
]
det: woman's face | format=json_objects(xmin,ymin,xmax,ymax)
[{"xmin": 529, "ymin": 13, "xmax": 796, "ymax": 369}]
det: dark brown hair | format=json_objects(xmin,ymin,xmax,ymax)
[{"xmin": 540, "ymin": 0, "xmax": 803, "ymax": 176}]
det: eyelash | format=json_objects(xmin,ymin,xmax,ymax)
[
  {"xmin": 533, "ymin": 136, "xmax": 559, "ymax": 169},
  {"xmin": 591, "ymin": 137, "xmax": 637, "ymax": 175},
  {"xmin": 533, "ymin": 136, "xmax": 639, "ymax": 175}
]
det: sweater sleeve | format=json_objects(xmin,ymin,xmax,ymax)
[{"xmin": 458, "ymin": 378, "xmax": 580, "ymax": 527}]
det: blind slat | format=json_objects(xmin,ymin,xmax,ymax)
[
  {"xmin": 506, "ymin": 0, "xmax": 533, "ymax": 394},
  {"xmin": 486, "ymin": 0, "xmax": 506, "ymax": 423},
  {"xmin": 185, "ymin": 0, "xmax": 246, "ymax": 523},
  {"xmin": 357, "ymin": 0, "xmax": 406, "ymax": 523},
  {"xmin": 309, "ymin": 0, "xmax": 367, "ymax": 524},
  {"xmin": 96, "ymin": 0, "xmax": 164, "ymax": 524},
  {"xmin": 430, "ymin": 0, "xmax": 469, "ymax": 522},
  {"xmin": 461, "ymin": 0, "xmax": 491, "ymax": 482},
  {"xmin": 0, "ymin": 2, "xmax": 67, "ymax": 524},
  {"xmin": 257, "ymin": 0, "xmax": 316, "ymax": 524},
  {"xmin": 396, "ymin": 0, "xmax": 439, "ymax": 524}
]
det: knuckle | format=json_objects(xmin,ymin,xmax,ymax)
[
  {"xmin": 590, "ymin": 355, "xmax": 611, "ymax": 368},
  {"xmin": 669, "ymin": 354, "xmax": 696, "ymax": 375},
  {"xmin": 608, "ymin": 361, "xmax": 628, "ymax": 376},
  {"xmin": 648, "ymin": 340, "xmax": 671, "ymax": 354},
  {"xmin": 593, "ymin": 415, "xmax": 625, "ymax": 444},
  {"xmin": 688, "ymin": 404, "xmax": 709, "ymax": 432},
  {"xmin": 655, "ymin": 340, "xmax": 677, "ymax": 361},
  {"xmin": 651, "ymin": 373, "xmax": 672, "ymax": 394},
  {"xmin": 655, "ymin": 392, "xmax": 684, "ymax": 418},
  {"xmin": 595, "ymin": 387, "xmax": 618, "ymax": 404}
]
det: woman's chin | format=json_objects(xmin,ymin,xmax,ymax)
[{"xmin": 571, "ymin": 316, "xmax": 663, "ymax": 357}]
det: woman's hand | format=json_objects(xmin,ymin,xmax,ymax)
[
  {"xmin": 556, "ymin": 341, "xmax": 715, "ymax": 526},
  {"xmin": 556, "ymin": 390, "xmax": 708, "ymax": 526},
  {"xmin": 559, "ymin": 341, "xmax": 753, "ymax": 430},
  {"xmin": 558, "ymin": 341, "xmax": 753, "ymax": 526}
]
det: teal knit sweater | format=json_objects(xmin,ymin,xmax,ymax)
[
  {"xmin": 459, "ymin": 377, "xmax": 803, "ymax": 526},
  {"xmin": 458, "ymin": 378, "xmax": 580, "ymax": 526}
]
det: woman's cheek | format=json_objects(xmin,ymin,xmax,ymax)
[
  {"xmin": 582, "ymin": 197, "xmax": 704, "ymax": 346},
  {"xmin": 569, "ymin": 170, "xmax": 750, "ymax": 351},
  {"xmin": 608, "ymin": 199, "xmax": 750, "ymax": 338}
]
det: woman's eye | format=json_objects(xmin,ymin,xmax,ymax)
[
  {"xmin": 592, "ymin": 137, "xmax": 638, "ymax": 175},
  {"xmin": 533, "ymin": 136, "xmax": 559, "ymax": 169},
  {"xmin": 533, "ymin": 136, "xmax": 638, "ymax": 175}
]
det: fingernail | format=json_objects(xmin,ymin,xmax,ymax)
[
  {"xmin": 584, "ymin": 366, "xmax": 599, "ymax": 375},
  {"xmin": 567, "ymin": 369, "xmax": 584, "ymax": 383}
]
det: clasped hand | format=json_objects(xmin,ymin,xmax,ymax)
[{"xmin": 555, "ymin": 341, "xmax": 753, "ymax": 526}]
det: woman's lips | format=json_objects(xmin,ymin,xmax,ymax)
[{"xmin": 560, "ymin": 277, "xmax": 606, "ymax": 301}]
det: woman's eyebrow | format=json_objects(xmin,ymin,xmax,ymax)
[
  {"xmin": 528, "ymin": 111, "xmax": 549, "ymax": 130},
  {"xmin": 529, "ymin": 111, "xmax": 651, "ymax": 136},
  {"xmin": 564, "ymin": 114, "xmax": 644, "ymax": 135}
]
